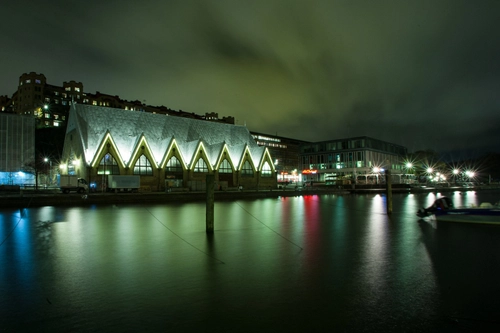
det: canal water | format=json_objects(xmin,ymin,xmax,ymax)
[{"xmin": 1, "ymin": 191, "xmax": 499, "ymax": 332}]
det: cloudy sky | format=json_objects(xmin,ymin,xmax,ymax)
[{"xmin": 1, "ymin": 0, "xmax": 499, "ymax": 156}]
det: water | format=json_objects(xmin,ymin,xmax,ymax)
[{"xmin": 1, "ymin": 191, "xmax": 500, "ymax": 332}]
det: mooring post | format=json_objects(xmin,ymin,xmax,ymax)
[
  {"xmin": 385, "ymin": 169, "xmax": 392, "ymax": 214},
  {"xmin": 206, "ymin": 174, "xmax": 215, "ymax": 233}
]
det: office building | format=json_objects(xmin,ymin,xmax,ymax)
[
  {"xmin": 299, "ymin": 136, "xmax": 408, "ymax": 185},
  {"xmin": 0, "ymin": 113, "xmax": 35, "ymax": 185}
]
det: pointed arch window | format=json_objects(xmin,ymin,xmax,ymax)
[
  {"xmin": 166, "ymin": 156, "xmax": 183, "ymax": 172},
  {"xmin": 193, "ymin": 158, "xmax": 208, "ymax": 173},
  {"xmin": 241, "ymin": 160, "xmax": 254, "ymax": 177},
  {"xmin": 218, "ymin": 159, "xmax": 232, "ymax": 174},
  {"xmin": 134, "ymin": 154, "xmax": 153, "ymax": 175},
  {"xmin": 98, "ymin": 153, "xmax": 120, "ymax": 175},
  {"xmin": 261, "ymin": 161, "xmax": 272, "ymax": 177}
]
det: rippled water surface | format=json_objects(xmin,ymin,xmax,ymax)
[{"xmin": 1, "ymin": 191, "xmax": 500, "ymax": 332}]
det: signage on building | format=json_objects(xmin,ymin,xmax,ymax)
[{"xmin": 302, "ymin": 169, "xmax": 317, "ymax": 174}]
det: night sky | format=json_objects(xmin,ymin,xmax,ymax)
[{"xmin": 1, "ymin": 0, "xmax": 499, "ymax": 156}]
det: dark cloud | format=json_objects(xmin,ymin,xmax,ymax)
[{"xmin": 1, "ymin": 0, "xmax": 499, "ymax": 154}]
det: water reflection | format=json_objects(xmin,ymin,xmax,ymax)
[{"xmin": 1, "ymin": 191, "xmax": 499, "ymax": 331}]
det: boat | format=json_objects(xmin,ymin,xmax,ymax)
[{"xmin": 416, "ymin": 197, "xmax": 500, "ymax": 225}]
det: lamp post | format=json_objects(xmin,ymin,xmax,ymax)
[
  {"xmin": 44, "ymin": 157, "xmax": 52, "ymax": 187},
  {"xmin": 452, "ymin": 169, "xmax": 459, "ymax": 185}
]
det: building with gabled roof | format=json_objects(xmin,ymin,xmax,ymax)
[{"xmin": 61, "ymin": 103, "xmax": 276, "ymax": 191}]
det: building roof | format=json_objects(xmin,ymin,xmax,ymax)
[{"xmin": 66, "ymin": 103, "xmax": 268, "ymax": 169}]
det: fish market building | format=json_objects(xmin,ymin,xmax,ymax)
[{"xmin": 61, "ymin": 104, "xmax": 276, "ymax": 191}]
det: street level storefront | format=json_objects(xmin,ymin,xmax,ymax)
[
  {"xmin": 299, "ymin": 136, "xmax": 408, "ymax": 185},
  {"xmin": 61, "ymin": 104, "xmax": 276, "ymax": 191}
]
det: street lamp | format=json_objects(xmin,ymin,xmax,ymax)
[
  {"xmin": 452, "ymin": 169, "xmax": 460, "ymax": 185},
  {"xmin": 44, "ymin": 157, "xmax": 52, "ymax": 187},
  {"xmin": 372, "ymin": 167, "xmax": 381, "ymax": 184}
]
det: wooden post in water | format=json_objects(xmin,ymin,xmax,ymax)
[
  {"xmin": 385, "ymin": 169, "xmax": 393, "ymax": 214},
  {"xmin": 206, "ymin": 174, "xmax": 215, "ymax": 233}
]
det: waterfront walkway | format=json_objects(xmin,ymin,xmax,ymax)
[{"xmin": 1, "ymin": 184, "xmax": 499, "ymax": 208}]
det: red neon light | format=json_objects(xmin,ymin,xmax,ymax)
[{"xmin": 302, "ymin": 169, "xmax": 317, "ymax": 174}]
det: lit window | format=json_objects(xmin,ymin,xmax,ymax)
[
  {"xmin": 54, "ymin": 91, "xmax": 59, "ymax": 96},
  {"xmin": 45, "ymin": 113, "xmax": 50, "ymax": 118},
  {"xmin": 98, "ymin": 153, "xmax": 120, "ymax": 175},
  {"xmin": 26, "ymin": 79, "xmax": 31, "ymax": 84},
  {"xmin": 54, "ymin": 122, "xmax": 59, "ymax": 127},
  {"xmin": 134, "ymin": 154, "xmax": 153, "ymax": 175},
  {"xmin": 92, "ymin": 101, "xmax": 97, "ymax": 106},
  {"xmin": 218, "ymin": 159, "xmax": 232, "ymax": 173},
  {"xmin": 241, "ymin": 160, "xmax": 253, "ymax": 176},
  {"xmin": 35, "ymin": 79, "xmax": 41, "ymax": 84},
  {"xmin": 193, "ymin": 158, "xmax": 208, "ymax": 173},
  {"xmin": 166, "ymin": 156, "xmax": 183, "ymax": 172},
  {"xmin": 65, "ymin": 87, "xmax": 71, "ymax": 91},
  {"xmin": 261, "ymin": 162, "xmax": 272, "ymax": 177},
  {"xmin": 75, "ymin": 87, "xmax": 80, "ymax": 92}
]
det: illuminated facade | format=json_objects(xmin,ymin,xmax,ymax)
[
  {"xmin": 299, "ymin": 136, "xmax": 407, "ymax": 185},
  {"xmin": 61, "ymin": 103, "xmax": 276, "ymax": 191}
]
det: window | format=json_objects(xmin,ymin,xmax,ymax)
[
  {"xmin": 261, "ymin": 161, "xmax": 272, "ymax": 177},
  {"xmin": 134, "ymin": 154, "xmax": 153, "ymax": 175},
  {"xmin": 166, "ymin": 156, "xmax": 183, "ymax": 172},
  {"xmin": 35, "ymin": 79, "xmax": 41, "ymax": 84},
  {"xmin": 75, "ymin": 87, "xmax": 80, "ymax": 92},
  {"xmin": 97, "ymin": 153, "xmax": 120, "ymax": 175},
  {"xmin": 65, "ymin": 87, "xmax": 71, "ymax": 91},
  {"xmin": 241, "ymin": 160, "xmax": 253, "ymax": 176},
  {"xmin": 218, "ymin": 159, "xmax": 232, "ymax": 173},
  {"xmin": 193, "ymin": 158, "xmax": 208, "ymax": 172}
]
